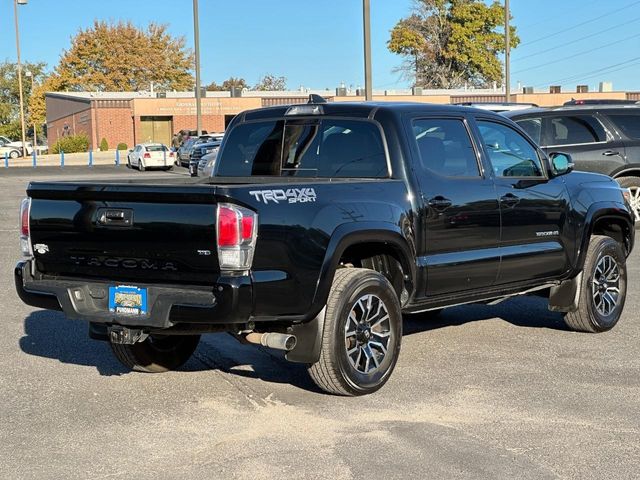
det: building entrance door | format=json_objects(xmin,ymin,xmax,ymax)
[{"xmin": 140, "ymin": 116, "xmax": 173, "ymax": 146}]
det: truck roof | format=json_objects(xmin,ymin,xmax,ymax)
[{"xmin": 241, "ymin": 101, "xmax": 502, "ymax": 122}]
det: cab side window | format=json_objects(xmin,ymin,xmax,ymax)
[
  {"xmin": 412, "ymin": 118, "xmax": 480, "ymax": 177},
  {"xmin": 548, "ymin": 115, "xmax": 607, "ymax": 146},
  {"xmin": 477, "ymin": 120, "xmax": 544, "ymax": 178}
]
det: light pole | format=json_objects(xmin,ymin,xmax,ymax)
[
  {"xmin": 13, "ymin": 0, "xmax": 28, "ymax": 157},
  {"xmin": 505, "ymin": 0, "xmax": 511, "ymax": 103},
  {"xmin": 193, "ymin": 0, "xmax": 202, "ymax": 136},
  {"xmin": 25, "ymin": 70, "xmax": 36, "ymax": 152},
  {"xmin": 363, "ymin": 0, "xmax": 372, "ymax": 101}
]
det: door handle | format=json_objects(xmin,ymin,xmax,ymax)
[
  {"xmin": 602, "ymin": 151, "xmax": 620, "ymax": 156},
  {"xmin": 427, "ymin": 196, "xmax": 452, "ymax": 210},
  {"xmin": 500, "ymin": 193, "xmax": 520, "ymax": 207}
]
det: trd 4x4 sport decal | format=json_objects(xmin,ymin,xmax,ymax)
[{"xmin": 249, "ymin": 188, "xmax": 317, "ymax": 204}]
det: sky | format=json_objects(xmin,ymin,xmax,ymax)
[{"xmin": 2, "ymin": 0, "xmax": 640, "ymax": 92}]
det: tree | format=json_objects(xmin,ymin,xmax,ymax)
[
  {"xmin": 0, "ymin": 61, "xmax": 47, "ymax": 138},
  {"xmin": 253, "ymin": 74, "xmax": 287, "ymax": 91},
  {"xmin": 52, "ymin": 21, "xmax": 194, "ymax": 92},
  {"xmin": 27, "ymin": 21, "xmax": 194, "ymax": 139},
  {"xmin": 206, "ymin": 77, "xmax": 248, "ymax": 91},
  {"xmin": 388, "ymin": 0, "xmax": 519, "ymax": 89}
]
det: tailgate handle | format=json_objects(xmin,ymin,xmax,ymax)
[
  {"xmin": 105, "ymin": 210, "xmax": 124, "ymax": 220},
  {"xmin": 97, "ymin": 208, "xmax": 133, "ymax": 226}
]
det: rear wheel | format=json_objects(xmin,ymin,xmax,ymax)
[
  {"xmin": 616, "ymin": 176, "xmax": 640, "ymax": 223},
  {"xmin": 564, "ymin": 235, "xmax": 627, "ymax": 333},
  {"xmin": 110, "ymin": 334, "xmax": 200, "ymax": 373},
  {"xmin": 139, "ymin": 159, "xmax": 145, "ymax": 172},
  {"xmin": 308, "ymin": 268, "xmax": 402, "ymax": 396}
]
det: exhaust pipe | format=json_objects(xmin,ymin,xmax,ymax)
[{"xmin": 244, "ymin": 332, "xmax": 297, "ymax": 351}]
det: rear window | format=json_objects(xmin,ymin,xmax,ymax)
[
  {"xmin": 608, "ymin": 114, "xmax": 640, "ymax": 140},
  {"xmin": 146, "ymin": 145, "xmax": 168, "ymax": 152},
  {"xmin": 216, "ymin": 118, "xmax": 388, "ymax": 178}
]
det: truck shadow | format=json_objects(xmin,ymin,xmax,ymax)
[
  {"xmin": 404, "ymin": 296, "xmax": 569, "ymax": 335},
  {"xmin": 19, "ymin": 295, "xmax": 568, "ymax": 389},
  {"xmin": 187, "ymin": 333, "xmax": 323, "ymax": 393},
  {"xmin": 19, "ymin": 310, "xmax": 130, "ymax": 376}
]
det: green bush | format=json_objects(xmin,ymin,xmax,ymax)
[
  {"xmin": 99, "ymin": 138, "xmax": 108, "ymax": 151},
  {"xmin": 116, "ymin": 142, "xmax": 128, "ymax": 151},
  {"xmin": 51, "ymin": 133, "xmax": 90, "ymax": 154}
]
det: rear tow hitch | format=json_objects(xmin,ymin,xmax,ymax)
[{"xmin": 108, "ymin": 326, "xmax": 149, "ymax": 345}]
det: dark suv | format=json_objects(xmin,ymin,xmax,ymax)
[{"xmin": 504, "ymin": 105, "xmax": 640, "ymax": 222}]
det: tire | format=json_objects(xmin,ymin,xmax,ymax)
[
  {"xmin": 139, "ymin": 160, "xmax": 145, "ymax": 172},
  {"xmin": 9, "ymin": 150, "xmax": 19, "ymax": 159},
  {"xmin": 126, "ymin": 156, "xmax": 131, "ymax": 168},
  {"xmin": 110, "ymin": 334, "xmax": 200, "ymax": 373},
  {"xmin": 308, "ymin": 268, "xmax": 402, "ymax": 396},
  {"xmin": 616, "ymin": 176, "xmax": 640, "ymax": 224},
  {"xmin": 564, "ymin": 235, "xmax": 627, "ymax": 333}
]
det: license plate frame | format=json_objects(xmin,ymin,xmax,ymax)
[{"xmin": 108, "ymin": 285, "xmax": 148, "ymax": 316}]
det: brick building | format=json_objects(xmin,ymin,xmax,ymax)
[
  {"xmin": 45, "ymin": 88, "xmax": 640, "ymax": 150},
  {"xmin": 45, "ymin": 91, "xmax": 265, "ymax": 150}
]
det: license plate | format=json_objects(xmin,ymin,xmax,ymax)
[{"xmin": 108, "ymin": 285, "xmax": 147, "ymax": 316}]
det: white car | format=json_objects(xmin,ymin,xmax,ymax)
[
  {"xmin": 0, "ymin": 137, "xmax": 45, "ymax": 155},
  {"xmin": 455, "ymin": 102, "xmax": 539, "ymax": 112},
  {"xmin": 127, "ymin": 143, "xmax": 174, "ymax": 171},
  {"xmin": 0, "ymin": 145, "xmax": 22, "ymax": 159}
]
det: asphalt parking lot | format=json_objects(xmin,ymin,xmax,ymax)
[{"xmin": 0, "ymin": 166, "xmax": 638, "ymax": 479}]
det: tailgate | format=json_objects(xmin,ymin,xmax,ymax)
[{"xmin": 27, "ymin": 182, "xmax": 222, "ymax": 285}]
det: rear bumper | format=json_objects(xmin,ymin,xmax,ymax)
[
  {"xmin": 144, "ymin": 158, "xmax": 174, "ymax": 167},
  {"xmin": 14, "ymin": 260, "xmax": 253, "ymax": 329}
]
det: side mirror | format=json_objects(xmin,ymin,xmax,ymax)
[
  {"xmin": 128, "ymin": 149, "xmax": 133, "ymax": 153},
  {"xmin": 549, "ymin": 152, "xmax": 574, "ymax": 177}
]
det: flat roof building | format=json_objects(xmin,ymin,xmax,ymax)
[{"xmin": 46, "ymin": 88, "xmax": 640, "ymax": 150}]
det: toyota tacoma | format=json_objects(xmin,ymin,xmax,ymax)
[{"xmin": 15, "ymin": 100, "xmax": 635, "ymax": 395}]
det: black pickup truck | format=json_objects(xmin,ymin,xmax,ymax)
[{"xmin": 15, "ymin": 100, "xmax": 636, "ymax": 396}]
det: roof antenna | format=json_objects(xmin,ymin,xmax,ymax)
[{"xmin": 308, "ymin": 94, "xmax": 327, "ymax": 104}]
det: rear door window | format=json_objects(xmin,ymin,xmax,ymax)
[
  {"xmin": 547, "ymin": 115, "xmax": 607, "ymax": 146},
  {"xmin": 607, "ymin": 114, "xmax": 640, "ymax": 140},
  {"xmin": 216, "ymin": 118, "xmax": 388, "ymax": 178},
  {"xmin": 412, "ymin": 118, "xmax": 480, "ymax": 177}
]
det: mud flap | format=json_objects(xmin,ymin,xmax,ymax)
[
  {"xmin": 285, "ymin": 308, "xmax": 326, "ymax": 364},
  {"xmin": 548, "ymin": 273, "xmax": 582, "ymax": 313}
]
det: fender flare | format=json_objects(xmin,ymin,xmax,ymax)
[
  {"xmin": 312, "ymin": 221, "xmax": 416, "ymax": 311},
  {"xmin": 285, "ymin": 222, "xmax": 415, "ymax": 365},
  {"xmin": 572, "ymin": 201, "xmax": 634, "ymax": 276}
]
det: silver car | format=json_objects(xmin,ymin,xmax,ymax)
[{"xmin": 198, "ymin": 148, "xmax": 219, "ymax": 177}]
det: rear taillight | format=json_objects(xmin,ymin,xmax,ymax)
[
  {"xmin": 143, "ymin": 152, "xmax": 151, "ymax": 158},
  {"xmin": 19, "ymin": 197, "xmax": 32, "ymax": 257},
  {"xmin": 216, "ymin": 203, "xmax": 258, "ymax": 271},
  {"xmin": 169, "ymin": 151, "xmax": 175, "ymax": 157}
]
